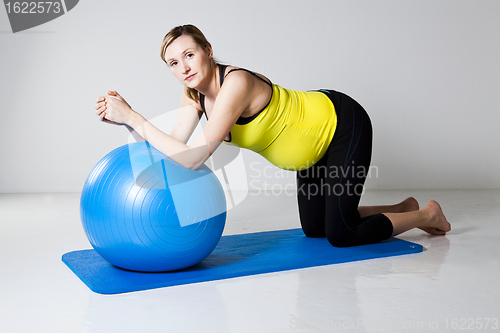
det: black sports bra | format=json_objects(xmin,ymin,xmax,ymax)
[{"xmin": 199, "ymin": 64, "xmax": 273, "ymax": 126}]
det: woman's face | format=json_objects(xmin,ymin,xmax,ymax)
[{"xmin": 164, "ymin": 35, "xmax": 213, "ymax": 90}]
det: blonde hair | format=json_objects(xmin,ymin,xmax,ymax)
[{"xmin": 160, "ymin": 25, "xmax": 219, "ymax": 103}]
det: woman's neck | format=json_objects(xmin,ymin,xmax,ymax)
[{"xmin": 195, "ymin": 64, "xmax": 220, "ymax": 101}]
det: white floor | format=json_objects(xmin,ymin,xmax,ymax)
[{"xmin": 0, "ymin": 190, "xmax": 499, "ymax": 333}]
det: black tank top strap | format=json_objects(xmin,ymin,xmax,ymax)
[
  {"xmin": 199, "ymin": 93, "xmax": 206, "ymax": 113},
  {"xmin": 219, "ymin": 64, "xmax": 227, "ymax": 87},
  {"xmin": 222, "ymin": 68, "xmax": 273, "ymax": 88},
  {"xmin": 199, "ymin": 64, "xmax": 228, "ymax": 114}
]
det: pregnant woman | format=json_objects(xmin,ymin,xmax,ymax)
[{"xmin": 95, "ymin": 24, "xmax": 450, "ymax": 247}]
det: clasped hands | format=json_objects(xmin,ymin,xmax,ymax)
[{"xmin": 95, "ymin": 91, "xmax": 136, "ymax": 126}]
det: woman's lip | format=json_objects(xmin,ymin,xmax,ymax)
[{"xmin": 185, "ymin": 74, "xmax": 196, "ymax": 81}]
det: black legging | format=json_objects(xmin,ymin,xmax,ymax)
[{"xmin": 297, "ymin": 89, "xmax": 393, "ymax": 247}]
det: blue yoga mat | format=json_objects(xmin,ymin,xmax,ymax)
[{"xmin": 62, "ymin": 228, "xmax": 422, "ymax": 294}]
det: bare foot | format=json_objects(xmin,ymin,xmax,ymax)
[
  {"xmin": 419, "ymin": 200, "xmax": 451, "ymax": 235},
  {"xmin": 399, "ymin": 197, "xmax": 419, "ymax": 213}
]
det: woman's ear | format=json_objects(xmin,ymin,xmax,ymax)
[{"xmin": 205, "ymin": 43, "xmax": 213, "ymax": 59}]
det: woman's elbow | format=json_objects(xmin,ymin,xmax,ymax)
[
  {"xmin": 178, "ymin": 157, "xmax": 198, "ymax": 170},
  {"xmin": 179, "ymin": 150, "xmax": 210, "ymax": 170},
  {"xmin": 187, "ymin": 162, "xmax": 203, "ymax": 170}
]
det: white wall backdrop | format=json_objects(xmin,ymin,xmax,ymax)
[{"xmin": 0, "ymin": 0, "xmax": 499, "ymax": 193}]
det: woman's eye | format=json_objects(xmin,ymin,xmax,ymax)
[
  {"xmin": 170, "ymin": 61, "xmax": 177, "ymax": 67},
  {"xmin": 186, "ymin": 53, "xmax": 194, "ymax": 59}
]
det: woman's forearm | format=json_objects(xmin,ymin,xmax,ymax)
[
  {"xmin": 127, "ymin": 111, "xmax": 208, "ymax": 170},
  {"xmin": 125, "ymin": 125, "xmax": 145, "ymax": 142}
]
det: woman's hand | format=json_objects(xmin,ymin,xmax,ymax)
[{"xmin": 95, "ymin": 91, "xmax": 135, "ymax": 126}]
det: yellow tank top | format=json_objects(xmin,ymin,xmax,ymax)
[{"xmin": 224, "ymin": 84, "xmax": 337, "ymax": 170}]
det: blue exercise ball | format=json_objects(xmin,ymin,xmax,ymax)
[{"xmin": 80, "ymin": 142, "xmax": 226, "ymax": 272}]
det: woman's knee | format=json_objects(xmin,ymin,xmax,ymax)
[
  {"xmin": 300, "ymin": 219, "xmax": 326, "ymax": 238},
  {"xmin": 326, "ymin": 228, "xmax": 353, "ymax": 247}
]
